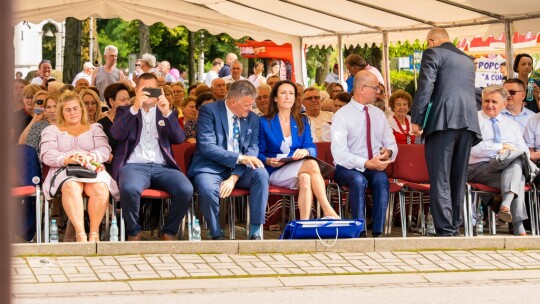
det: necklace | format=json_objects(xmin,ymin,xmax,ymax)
[{"xmin": 393, "ymin": 115, "xmax": 411, "ymax": 144}]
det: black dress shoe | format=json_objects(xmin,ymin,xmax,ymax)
[
  {"xmin": 211, "ymin": 235, "xmax": 225, "ymax": 240},
  {"xmin": 249, "ymin": 235, "xmax": 261, "ymax": 240},
  {"xmin": 359, "ymin": 231, "xmax": 367, "ymax": 238}
]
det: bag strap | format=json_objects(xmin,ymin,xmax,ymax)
[
  {"xmin": 49, "ymin": 167, "xmax": 66, "ymax": 197},
  {"xmin": 315, "ymin": 227, "xmax": 338, "ymax": 247}
]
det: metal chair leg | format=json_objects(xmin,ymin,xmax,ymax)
[
  {"xmin": 399, "ymin": 191, "xmax": 406, "ymax": 238},
  {"xmin": 35, "ymin": 185, "xmax": 42, "ymax": 243}
]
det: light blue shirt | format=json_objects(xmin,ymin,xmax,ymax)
[
  {"xmin": 470, "ymin": 111, "xmax": 527, "ymax": 164},
  {"xmin": 501, "ymin": 107, "xmax": 534, "ymax": 133}
]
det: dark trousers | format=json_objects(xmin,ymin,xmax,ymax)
[
  {"xmin": 425, "ymin": 129, "xmax": 474, "ymax": 236},
  {"xmin": 119, "ymin": 163, "xmax": 194, "ymax": 237},
  {"xmin": 193, "ymin": 167, "xmax": 269, "ymax": 238},
  {"xmin": 334, "ymin": 165, "xmax": 389, "ymax": 234}
]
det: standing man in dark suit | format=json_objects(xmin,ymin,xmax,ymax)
[
  {"xmin": 188, "ymin": 80, "xmax": 269, "ymax": 240},
  {"xmin": 111, "ymin": 73, "xmax": 193, "ymax": 241},
  {"xmin": 411, "ymin": 28, "xmax": 481, "ymax": 236}
]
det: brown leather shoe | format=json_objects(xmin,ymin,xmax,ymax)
[
  {"xmin": 127, "ymin": 232, "xmax": 142, "ymax": 241},
  {"xmin": 159, "ymin": 233, "xmax": 176, "ymax": 241}
]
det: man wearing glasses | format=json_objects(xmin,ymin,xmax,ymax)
[
  {"xmin": 502, "ymin": 79, "xmax": 534, "ymax": 132},
  {"xmin": 302, "ymin": 88, "xmax": 333, "ymax": 142},
  {"xmin": 411, "ymin": 28, "xmax": 481, "ymax": 237},
  {"xmin": 331, "ymin": 70, "xmax": 397, "ymax": 238}
]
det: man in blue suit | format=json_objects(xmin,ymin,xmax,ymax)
[
  {"xmin": 188, "ymin": 80, "xmax": 269, "ymax": 240},
  {"xmin": 111, "ymin": 73, "xmax": 193, "ymax": 241}
]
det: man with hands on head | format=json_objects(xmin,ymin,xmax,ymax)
[
  {"xmin": 188, "ymin": 80, "xmax": 269, "ymax": 240},
  {"xmin": 331, "ymin": 70, "xmax": 397, "ymax": 238},
  {"xmin": 111, "ymin": 73, "xmax": 193, "ymax": 241}
]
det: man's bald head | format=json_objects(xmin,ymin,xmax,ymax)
[
  {"xmin": 352, "ymin": 70, "xmax": 380, "ymax": 105},
  {"xmin": 426, "ymin": 28, "xmax": 450, "ymax": 48}
]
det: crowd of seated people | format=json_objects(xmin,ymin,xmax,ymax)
[{"xmin": 12, "ymin": 47, "xmax": 540, "ymax": 242}]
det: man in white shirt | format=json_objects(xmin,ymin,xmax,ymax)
[
  {"xmin": 110, "ymin": 73, "xmax": 193, "ymax": 241},
  {"xmin": 501, "ymin": 78, "xmax": 534, "ymax": 132},
  {"xmin": 302, "ymin": 88, "xmax": 333, "ymax": 142},
  {"xmin": 205, "ymin": 58, "xmax": 223, "ymax": 87},
  {"xmin": 222, "ymin": 60, "xmax": 246, "ymax": 84},
  {"xmin": 331, "ymin": 71, "xmax": 398, "ymax": 237},
  {"xmin": 324, "ymin": 63, "xmax": 340, "ymax": 87},
  {"xmin": 467, "ymin": 85, "xmax": 529, "ymax": 236},
  {"xmin": 71, "ymin": 62, "xmax": 94, "ymax": 86},
  {"xmin": 158, "ymin": 61, "xmax": 176, "ymax": 83},
  {"xmin": 31, "ymin": 59, "xmax": 53, "ymax": 86}
]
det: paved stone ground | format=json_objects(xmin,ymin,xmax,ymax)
[{"xmin": 11, "ymin": 249, "xmax": 540, "ymax": 284}]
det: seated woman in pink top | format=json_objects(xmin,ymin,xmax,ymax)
[{"xmin": 40, "ymin": 90, "xmax": 119, "ymax": 242}]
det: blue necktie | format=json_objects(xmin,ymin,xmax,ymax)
[
  {"xmin": 232, "ymin": 115, "xmax": 240, "ymax": 153},
  {"xmin": 490, "ymin": 117, "xmax": 501, "ymax": 143}
]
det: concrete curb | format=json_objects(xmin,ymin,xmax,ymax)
[{"xmin": 12, "ymin": 236, "xmax": 540, "ymax": 256}]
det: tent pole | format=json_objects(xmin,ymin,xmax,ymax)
[
  {"xmin": 382, "ymin": 31, "xmax": 391, "ymax": 96},
  {"xmin": 337, "ymin": 35, "xmax": 344, "ymax": 89},
  {"xmin": 504, "ymin": 20, "xmax": 514, "ymax": 78}
]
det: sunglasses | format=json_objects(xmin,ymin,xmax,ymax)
[
  {"xmin": 508, "ymin": 90, "xmax": 523, "ymax": 96},
  {"xmin": 135, "ymin": 64, "xmax": 141, "ymax": 67},
  {"xmin": 303, "ymin": 96, "xmax": 321, "ymax": 101},
  {"xmin": 35, "ymin": 99, "xmax": 44, "ymax": 105}
]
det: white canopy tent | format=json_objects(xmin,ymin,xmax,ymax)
[{"xmin": 13, "ymin": 0, "xmax": 540, "ymax": 87}]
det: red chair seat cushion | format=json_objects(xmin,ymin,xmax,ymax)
[
  {"xmin": 269, "ymin": 185, "xmax": 299, "ymax": 195},
  {"xmin": 141, "ymin": 189, "xmax": 171, "ymax": 199},
  {"xmin": 11, "ymin": 186, "xmax": 36, "ymax": 198}
]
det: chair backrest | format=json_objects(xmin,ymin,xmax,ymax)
[
  {"xmin": 314, "ymin": 142, "xmax": 331, "ymax": 164},
  {"xmin": 16, "ymin": 145, "xmax": 42, "ymax": 186},
  {"xmin": 392, "ymin": 144, "xmax": 429, "ymax": 183},
  {"xmin": 172, "ymin": 143, "xmax": 197, "ymax": 173}
]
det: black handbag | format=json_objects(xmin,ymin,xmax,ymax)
[{"xmin": 66, "ymin": 164, "xmax": 97, "ymax": 179}]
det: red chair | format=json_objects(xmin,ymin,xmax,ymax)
[
  {"xmin": 468, "ymin": 182, "xmax": 537, "ymax": 235},
  {"xmin": 12, "ymin": 185, "xmax": 43, "ymax": 242},
  {"xmin": 174, "ymin": 143, "xmax": 253, "ymax": 240},
  {"xmin": 393, "ymin": 144, "xmax": 474, "ymax": 237}
]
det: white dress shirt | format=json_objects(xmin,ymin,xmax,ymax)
[
  {"xmin": 469, "ymin": 111, "xmax": 527, "ymax": 165},
  {"xmin": 222, "ymin": 75, "xmax": 246, "ymax": 84},
  {"xmin": 225, "ymin": 103, "xmax": 240, "ymax": 152},
  {"xmin": 127, "ymin": 106, "xmax": 166, "ymax": 165},
  {"xmin": 330, "ymin": 100, "xmax": 398, "ymax": 171},
  {"xmin": 524, "ymin": 112, "xmax": 540, "ymax": 151}
]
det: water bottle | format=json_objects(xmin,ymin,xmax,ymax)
[
  {"xmin": 109, "ymin": 217, "xmax": 119, "ymax": 242},
  {"xmin": 426, "ymin": 212, "xmax": 436, "ymax": 236},
  {"xmin": 50, "ymin": 219, "xmax": 59, "ymax": 243},
  {"xmin": 527, "ymin": 78, "xmax": 534, "ymax": 101},
  {"xmin": 192, "ymin": 218, "xmax": 201, "ymax": 241},
  {"xmin": 476, "ymin": 205, "xmax": 484, "ymax": 236}
]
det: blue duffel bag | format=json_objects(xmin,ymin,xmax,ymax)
[{"xmin": 279, "ymin": 219, "xmax": 364, "ymax": 240}]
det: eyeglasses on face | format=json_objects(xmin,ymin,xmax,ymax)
[
  {"xmin": 507, "ymin": 90, "xmax": 523, "ymax": 96},
  {"xmin": 35, "ymin": 99, "xmax": 44, "ymax": 105},
  {"xmin": 135, "ymin": 64, "xmax": 141, "ymax": 67},
  {"xmin": 303, "ymin": 95, "xmax": 321, "ymax": 101},
  {"xmin": 361, "ymin": 85, "xmax": 381, "ymax": 93}
]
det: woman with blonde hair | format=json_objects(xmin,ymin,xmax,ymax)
[
  {"xmin": 40, "ymin": 90, "xmax": 119, "ymax": 242},
  {"xmin": 79, "ymin": 88, "xmax": 103, "ymax": 123}
]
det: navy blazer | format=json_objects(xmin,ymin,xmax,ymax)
[
  {"xmin": 110, "ymin": 105, "xmax": 185, "ymax": 180},
  {"xmin": 258, "ymin": 114, "xmax": 316, "ymax": 175},
  {"xmin": 188, "ymin": 99, "xmax": 259, "ymax": 178}
]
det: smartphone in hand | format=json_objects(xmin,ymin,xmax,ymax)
[
  {"xmin": 34, "ymin": 108, "xmax": 45, "ymax": 115},
  {"xmin": 142, "ymin": 88, "xmax": 161, "ymax": 98}
]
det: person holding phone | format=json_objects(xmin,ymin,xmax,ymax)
[
  {"xmin": 111, "ymin": 73, "xmax": 193, "ymax": 241},
  {"xmin": 18, "ymin": 90, "xmax": 48, "ymax": 144},
  {"xmin": 258, "ymin": 80, "xmax": 340, "ymax": 220}
]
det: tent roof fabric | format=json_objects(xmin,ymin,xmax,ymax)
[{"xmin": 13, "ymin": 0, "xmax": 540, "ymax": 46}]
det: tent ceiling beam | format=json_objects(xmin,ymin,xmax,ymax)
[
  {"xmin": 224, "ymin": 0, "xmax": 337, "ymax": 35},
  {"xmin": 346, "ymin": 0, "xmax": 437, "ymax": 26},
  {"xmin": 280, "ymin": 0, "xmax": 381, "ymax": 31},
  {"xmin": 436, "ymin": 0, "xmax": 504, "ymax": 20}
]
